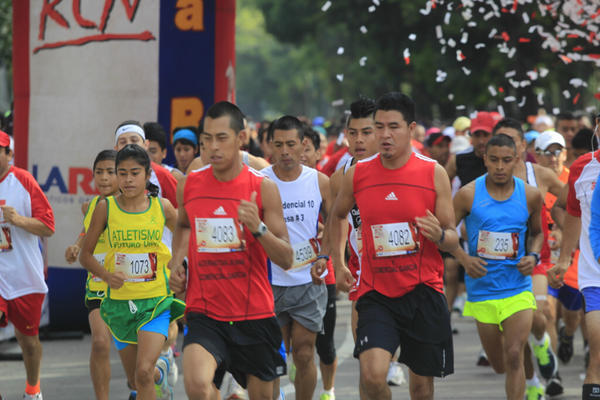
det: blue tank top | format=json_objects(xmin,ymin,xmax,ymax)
[{"xmin": 465, "ymin": 175, "xmax": 531, "ymax": 301}]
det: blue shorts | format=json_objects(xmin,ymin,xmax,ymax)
[
  {"xmin": 558, "ymin": 284, "xmax": 583, "ymax": 311},
  {"xmin": 582, "ymin": 287, "xmax": 600, "ymax": 313},
  {"xmin": 113, "ymin": 309, "xmax": 171, "ymax": 351},
  {"xmin": 547, "ymin": 286, "xmax": 559, "ymax": 298}
]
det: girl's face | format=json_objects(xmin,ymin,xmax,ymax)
[
  {"xmin": 93, "ymin": 159, "xmax": 118, "ymax": 197},
  {"xmin": 174, "ymin": 142, "xmax": 197, "ymax": 172},
  {"xmin": 116, "ymin": 158, "xmax": 149, "ymax": 198}
]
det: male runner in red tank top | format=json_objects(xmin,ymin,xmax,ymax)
[
  {"xmin": 323, "ymin": 92, "xmax": 458, "ymax": 400},
  {"xmin": 168, "ymin": 101, "xmax": 293, "ymax": 400}
]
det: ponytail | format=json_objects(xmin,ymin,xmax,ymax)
[{"xmin": 146, "ymin": 181, "xmax": 159, "ymax": 197}]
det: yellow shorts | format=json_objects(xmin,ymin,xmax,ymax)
[{"xmin": 463, "ymin": 291, "xmax": 536, "ymax": 331}]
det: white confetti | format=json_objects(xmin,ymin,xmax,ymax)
[
  {"xmin": 484, "ymin": 11, "xmax": 494, "ymax": 21},
  {"xmin": 488, "ymin": 28, "xmax": 498, "ymax": 39},
  {"xmin": 527, "ymin": 70, "xmax": 539, "ymax": 80},
  {"xmin": 448, "ymin": 38, "xmax": 456, "ymax": 48},
  {"xmin": 509, "ymin": 79, "xmax": 520, "ymax": 89},
  {"xmin": 435, "ymin": 25, "xmax": 443, "ymax": 40},
  {"xmin": 359, "ymin": 56, "xmax": 368, "ymax": 66},
  {"xmin": 408, "ymin": 33, "xmax": 417, "ymax": 41},
  {"xmin": 508, "ymin": 48, "xmax": 516, "ymax": 58},
  {"xmin": 336, "ymin": 74, "xmax": 344, "ymax": 82},
  {"xmin": 448, "ymin": 94, "xmax": 455, "ymax": 101},
  {"xmin": 540, "ymin": 68, "xmax": 549, "ymax": 78},
  {"xmin": 439, "ymin": 38, "xmax": 446, "ymax": 46},
  {"xmin": 488, "ymin": 85, "xmax": 497, "ymax": 96},
  {"xmin": 518, "ymin": 96, "xmax": 526, "ymax": 107},
  {"xmin": 537, "ymin": 92, "xmax": 544, "ymax": 105},
  {"xmin": 331, "ymin": 99, "xmax": 344, "ymax": 106},
  {"xmin": 456, "ymin": 105, "xmax": 466, "ymax": 110},
  {"xmin": 456, "ymin": 50, "xmax": 465, "ymax": 62},
  {"xmin": 553, "ymin": 107, "xmax": 561, "ymax": 115},
  {"xmin": 562, "ymin": 90, "xmax": 571, "ymax": 99},
  {"xmin": 360, "ymin": 25, "xmax": 368, "ymax": 34},
  {"xmin": 478, "ymin": 7, "xmax": 485, "ymax": 13},
  {"xmin": 462, "ymin": 66, "xmax": 471, "ymax": 75},
  {"xmin": 337, "ymin": 47, "xmax": 344, "ymax": 55},
  {"xmin": 467, "ymin": 21, "xmax": 477, "ymax": 27},
  {"xmin": 520, "ymin": 80, "xmax": 531, "ymax": 87},
  {"xmin": 497, "ymin": 105, "xmax": 505, "ymax": 117},
  {"xmin": 372, "ymin": 0, "xmax": 380, "ymax": 5},
  {"xmin": 462, "ymin": 9, "xmax": 473, "ymax": 21},
  {"xmin": 586, "ymin": 106, "xmax": 597, "ymax": 113},
  {"xmin": 522, "ymin": 12, "xmax": 530, "ymax": 24},
  {"xmin": 403, "ymin": 48, "xmax": 411, "ymax": 59},
  {"xmin": 419, "ymin": 1, "xmax": 433, "ymax": 15},
  {"xmin": 461, "ymin": 32, "xmax": 469, "ymax": 44},
  {"xmin": 505, "ymin": 70, "xmax": 516, "ymax": 78},
  {"xmin": 368, "ymin": 5, "xmax": 376, "ymax": 12},
  {"xmin": 505, "ymin": 96, "xmax": 516, "ymax": 102},
  {"xmin": 436, "ymin": 69, "xmax": 448, "ymax": 82},
  {"xmin": 444, "ymin": 12, "xmax": 451, "ymax": 25},
  {"xmin": 441, "ymin": 46, "xmax": 447, "ymax": 54},
  {"xmin": 475, "ymin": 43, "xmax": 486, "ymax": 49},
  {"xmin": 569, "ymin": 78, "xmax": 587, "ymax": 87},
  {"xmin": 321, "ymin": 1, "xmax": 332, "ymax": 12}
]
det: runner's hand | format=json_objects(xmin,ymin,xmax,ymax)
[
  {"xmin": 336, "ymin": 265, "xmax": 355, "ymax": 292},
  {"xmin": 107, "ymin": 271, "xmax": 125, "ymax": 289},
  {"xmin": 516, "ymin": 255, "xmax": 536, "ymax": 276},
  {"xmin": 64, "ymin": 245, "xmax": 80, "ymax": 264},
  {"xmin": 311, "ymin": 258, "xmax": 327, "ymax": 285},
  {"xmin": 547, "ymin": 260, "xmax": 568, "ymax": 289},
  {"xmin": 169, "ymin": 264, "xmax": 187, "ymax": 294},
  {"xmin": 0, "ymin": 205, "xmax": 20, "ymax": 225},
  {"xmin": 238, "ymin": 191, "xmax": 261, "ymax": 233},
  {"xmin": 462, "ymin": 255, "xmax": 488, "ymax": 278},
  {"xmin": 415, "ymin": 210, "xmax": 443, "ymax": 243}
]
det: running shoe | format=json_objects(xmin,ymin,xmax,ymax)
[
  {"xmin": 162, "ymin": 347, "xmax": 178, "ymax": 387},
  {"xmin": 128, "ymin": 391, "xmax": 137, "ymax": 400},
  {"xmin": 476, "ymin": 349, "xmax": 490, "ymax": 366},
  {"xmin": 221, "ymin": 372, "xmax": 247, "ymax": 400},
  {"xmin": 452, "ymin": 292, "xmax": 466, "ymax": 314},
  {"xmin": 386, "ymin": 361, "xmax": 406, "ymax": 386},
  {"xmin": 155, "ymin": 356, "xmax": 173, "ymax": 400},
  {"xmin": 22, "ymin": 393, "xmax": 42, "ymax": 400},
  {"xmin": 525, "ymin": 383, "xmax": 545, "ymax": 400},
  {"xmin": 531, "ymin": 333, "xmax": 558, "ymax": 380},
  {"xmin": 545, "ymin": 372, "xmax": 564, "ymax": 397},
  {"xmin": 279, "ymin": 389, "xmax": 285, "ymax": 400},
  {"xmin": 320, "ymin": 392, "xmax": 335, "ymax": 400},
  {"xmin": 557, "ymin": 326, "xmax": 574, "ymax": 364},
  {"xmin": 288, "ymin": 362, "xmax": 296, "ymax": 383}
]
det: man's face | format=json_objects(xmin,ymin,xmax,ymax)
[
  {"xmin": 374, "ymin": 110, "xmax": 414, "ymax": 160},
  {"xmin": 427, "ymin": 140, "xmax": 450, "ymax": 166},
  {"xmin": 471, "ymin": 130, "xmax": 493, "ymax": 157},
  {"xmin": 201, "ymin": 115, "xmax": 242, "ymax": 172},
  {"xmin": 536, "ymin": 144, "xmax": 566, "ymax": 174},
  {"xmin": 484, "ymin": 145, "xmax": 517, "ymax": 185},
  {"xmin": 493, "ymin": 127, "xmax": 524, "ymax": 160},
  {"xmin": 272, "ymin": 129, "xmax": 303, "ymax": 172},
  {"xmin": 557, "ymin": 119, "xmax": 578, "ymax": 147},
  {"xmin": 300, "ymin": 138, "xmax": 320, "ymax": 169},
  {"xmin": 0, "ymin": 148, "xmax": 10, "ymax": 177},
  {"xmin": 115, "ymin": 132, "xmax": 148, "ymax": 152},
  {"xmin": 147, "ymin": 140, "xmax": 166, "ymax": 164},
  {"xmin": 346, "ymin": 117, "xmax": 377, "ymax": 160}
]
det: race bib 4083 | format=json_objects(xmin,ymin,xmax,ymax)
[{"xmin": 195, "ymin": 218, "xmax": 245, "ymax": 253}]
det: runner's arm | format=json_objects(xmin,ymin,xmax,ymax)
[
  {"xmin": 541, "ymin": 165, "xmax": 566, "ymax": 198},
  {"xmin": 65, "ymin": 201, "xmax": 90, "ymax": 263},
  {"xmin": 590, "ymin": 178, "xmax": 600, "ymax": 263},
  {"xmin": 317, "ymin": 171, "xmax": 332, "ymax": 252},
  {"xmin": 445, "ymin": 154, "xmax": 457, "ymax": 181},
  {"xmin": 0, "ymin": 205, "xmax": 54, "ymax": 237},
  {"xmin": 516, "ymin": 187, "xmax": 544, "ymax": 276},
  {"xmin": 79, "ymin": 200, "xmax": 112, "ymax": 283},
  {"xmin": 550, "ymin": 184, "xmax": 568, "ymax": 230},
  {"xmin": 168, "ymin": 178, "xmax": 190, "ymax": 294}
]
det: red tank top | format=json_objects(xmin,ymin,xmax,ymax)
[
  {"xmin": 184, "ymin": 165, "xmax": 274, "ymax": 321},
  {"xmin": 354, "ymin": 153, "xmax": 444, "ymax": 299}
]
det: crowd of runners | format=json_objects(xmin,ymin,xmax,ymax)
[{"xmin": 0, "ymin": 93, "xmax": 599, "ymax": 400}]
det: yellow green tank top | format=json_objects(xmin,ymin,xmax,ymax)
[
  {"xmin": 105, "ymin": 195, "xmax": 171, "ymax": 300},
  {"xmin": 83, "ymin": 196, "xmax": 109, "ymax": 293}
]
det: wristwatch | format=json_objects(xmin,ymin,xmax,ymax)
[
  {"xmin": 528, "ymin": 252, "xmax": 541, "ymax": 265},
  {"xmin": 252, "ymin": 221, "xmax": 268, "ymax": 238}
]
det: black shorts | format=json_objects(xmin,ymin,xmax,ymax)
[
  {"xmin": 354, "ymin": 284, "xmax": 454, "ymax": 377},
  {"xmin": 316, "ymin": 284, "xmax": 337, "ymax": 365},
  {"xmin": 183, "ymin": 312, "xmax": 286, "ymax": 388},
  {"xmin": 85, "ymin": 298, "xmax": 101, "ymax": 312}
]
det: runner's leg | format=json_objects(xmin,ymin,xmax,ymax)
[
  {"xmin": 407, "ymin": 369, "xmax": 433, "ymax": 400},
  {"xmin": 291, "ymin": 321, "xmax": 318, "ymax": 400},
  {"xmin": 475, "ymin": 322, "xmax": 505, "ymax": 374},
  {"xmin": 89, "ymin": 309, "xmax": 111, "ymax": 400},
  {"xmin": 183, "ymin": 343, "xmax": 219, "ymax": 400},
  {"xmin": 501, "ymin": 308, "xmax": 533, "ymax": 400},
  {"xmin": 247, "ymin": 375, "xmax": 274, "ymax": 400},
  {"xmin": 14, "ymin": 329, "xmax": 42, "ymax": 387},
  {"xmin": 359, "ymin": 347, "xmax": 392, "ymax": 400}
]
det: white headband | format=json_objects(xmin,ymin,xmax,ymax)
[{"xmin": 115, "ymin": 124, "xmax": 145, "ymax": 143}]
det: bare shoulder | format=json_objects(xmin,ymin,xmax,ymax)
[
  {"xmin": 250, "ymin": 154, "xmax": 270, "ymax": 170},
  {"xmin": 186, "ymin": 157, "xmax": 205, "ymax": 174}
]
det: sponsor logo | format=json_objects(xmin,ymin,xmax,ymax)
[
  {"xmin": 385, "ymin": 192, "xmax": 398, "ymax": 201},
  {"xmin": 213, "ymin": 206, "xmax": 227, "ymax": 216}
]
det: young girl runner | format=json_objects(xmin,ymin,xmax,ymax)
[
  {"xmin": 80, "ymin": 144, "xmax": 184, "ymax": 400},
  {"xmin": 65, "ymin": 150, "xmax": 118, "ymax": 400}
]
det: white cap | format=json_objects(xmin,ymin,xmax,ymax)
[
  {"xmin": 534, "ymin": 115, "xmax": 553, "ymax": 128},
  {"xmin": 450, "ymin": 135, "xmax": 471, "ymax": 154},
  {"xmin": 9, "ymin": 135, "xmax": 13, "ymax": 152},
  {"xmin": 535, "ymin": 130, "xmax": 566, "ymax": 151}
]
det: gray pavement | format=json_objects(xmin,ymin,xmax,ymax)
[{"xmin": 0, "ymin": 298, "xmax": 587, "ymax": 399}]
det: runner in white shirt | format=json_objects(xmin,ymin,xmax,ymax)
[
  {"xmin": 261, "ymin": 115, "xmax": 332, "ymax": 400},
  {"xmin": 0, "ymin": 129, "xmax": 55, "ymax": 400}
]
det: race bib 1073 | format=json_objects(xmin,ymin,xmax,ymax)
[
  {"xmin": 477, "ymin": 230, "xmax": 519, "ymax": 260},
  {"xmin": 115, "ymin": 252, "xmax": 157, "ymax": 282},
  {"xmin": 371, "ymin": 222, "xmax": 419, "ymax": 257},
  {"xmin": 195, "ymin": 218, "xmax": 245, "ymax": 253}
]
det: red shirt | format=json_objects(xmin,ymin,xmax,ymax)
[
  {"xmin": 354, "ymin": 153, "xmax": 443, "ymax": 299},
  {"xmin": 183, "ymin": 165, "xmax": 274, "ymax": 321},
  {"xmin": 151, "ymin": 162, "xmax": 178, "ymax": 208}
]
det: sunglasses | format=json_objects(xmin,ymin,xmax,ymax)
[{"xmin": 536, "ymin": 148, "xmax": 563, "ymax": 157}]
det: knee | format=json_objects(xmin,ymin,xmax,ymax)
[
  {"xmin": 184, "ymin": 373, "xmax": 214, "ymax": 399},
  {"xmin": 292, "ymin": 344, "xmax": 314, "ymax": 367},
  {"xmin": 134, "ymin": 361, "xmax": 156, "ymax": 388},
  {"xmin": 504, "ymin": 345, "xmax": 522, "ymax": 371},
  {"xmin": 91, "ymin": 334, "xmax": 111, "ymax": 356},
  {"xmin": 410, "ymin": 380, "xmax": 434, "ymax": 400},
  {"xmin": 18, "ymin": 335, "xmax": 41, "ymax": 355},
  {"xmin": 360, "ymin": 366, "xmax": 387, "ymax": 392}
]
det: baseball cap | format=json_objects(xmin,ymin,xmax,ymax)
[
  {"xmin": 173, "ymin": 129, "xmax": 198, "ymax": 146},
  {"xmin": 524, "ymin": 130, "xmax": 540, "ymax": 145},
  {"xmin": 450, "ymin": 135, "xmax": 471, "ymax": 154},
  {"xmin": 453, "ymin": 116, "xmax": 470, "ymax": 132},
  {"xmin": 535, "ymin": 130, "xmax": 566, "ymax": 151},
  {"xmin": 470, "ymin": 111, "xmax": 495, "ymax": 134},
  {"xmin": 425, "ymin": 127, "xmax": 441, "ymax": 137},
  {"xmin": 425, "ymin": 132, "xmax": 451, "ymax": 147},
  {"xmin": 0, "ymin": 130, "xmax": 10, "ymax": 147}
]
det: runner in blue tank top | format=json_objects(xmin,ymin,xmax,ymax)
[{"xmin": 451, "ymin": 134, "xmax": 544, "ymax": 400}]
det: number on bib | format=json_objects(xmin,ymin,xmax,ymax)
[
  {"xmin": 291, "ymin": 238, "xmax": 319, "ymax": 269},
  {"xmin": 115, "ymin": 252, "xmax": 157, "ymax": 282},
  {"xmin": 371, "ymin": 222, "xmax": 419, "ymax": 257},
  {"xmin": 195, "ymin": 218, "xmax": 245, "ymax": 253},
  {"xmin": 0, "ymin": 226, "xmax": 12, "ymax": 252},
  {"xmin": 476, "ymin": 230, "xmax": 519, "ymax": 260}
]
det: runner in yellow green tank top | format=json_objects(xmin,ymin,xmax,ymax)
[
  {"xmin": 80, "ymin": 144, "xmax": 184, "ymax": 400},
  {"xmin": 64, "ymin": 149, "xmax": 118, "ymax": 400}
]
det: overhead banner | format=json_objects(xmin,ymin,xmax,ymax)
[{"xmin": 10, "ymin": 0, "xmax": 235, "ymax": 329}]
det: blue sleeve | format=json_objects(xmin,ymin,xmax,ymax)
[{"xmin": 590, "ymin": 173, "xmax": 600, "ymax": 262}]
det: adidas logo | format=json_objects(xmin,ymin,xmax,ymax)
[
  {"xmin": 213, "ymin": 206, "xmax": 227, "ymax": 216},
  {"xmin": 385, "ymin": 192, "xmax": 398, "ymax": 201}
]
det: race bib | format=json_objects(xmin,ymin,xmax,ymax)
[
  {"xmin": 91, "ymin": 253, "xmax": 106, "ymax": 282},
  {"xmin": 195, "ymin": 218, "xmax": 244, "ymax": 253},
  {"xmin": 371, "ymin": 222, "xmax": 419, "ymax": 257},
  {"xmin": 291, "ymin": 238, "xmax": 319, "ymax": 269},
  {"xmin": 0, "ymin": 226, "xmax": 12, "ymax": 252},
  {"xmin": 115, "ymin": 252, "xmax": 157, "ymax": 282},
  {"xmin": 477, "ymin": 230, "xmax": 519, "ymax": 260}
]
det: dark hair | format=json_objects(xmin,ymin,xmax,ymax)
[
  {"xmin": 1, "ymin": 146, "xmax": 9, "ymax": 155},
  {"xmin": 375, "ymin": 92, "xmax": 416, "ymax": 124},
  {"xmin": 93, "ymin": 149, "xmax": 117, "ymax": 170},
  {"xmin": 486, "ymin": 133, "xmax": 516, "ymax": 152},
  {"xmin": 303, "ymin": 127, "xmax": 321, "ymax": 150},
  {"xmin": 492, "ymin": 117, "xmax": 523, "ymax": 139},
  {"xmin": 143, "ymin": 122, "xmax": 167, "ymax": 150},
  {"xmin": 116, "ymin": 144, "xmax": 158, "ymax": 196},
  {"xmin": 572, "ymin": 128, "xmax": 598, "ymax": 151},
  {"xmin": 204, "ymin": 101, "xmax": 245, "ymax": 134},
  {"xmin": 257, "ymin": 122, "xmax": 271, "ymax": 144},
  {"xmin": 268, "ymin": 115, "xmax": 305, "ymax": 142},
  {"xmin": 556, "ymin": 112, "xmax": 576, "ymax": 123},
  {"xmin": 347, "ymin": 98, "xmax": 376, "ymax": 127}
]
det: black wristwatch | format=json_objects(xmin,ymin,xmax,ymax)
[
  {"xmin": 252, "ymin": 222, "xmax": 268, "ymax": 238},
  {"xmin": 527, "ymin": 252, "xmax": 540, "ymax": 265}
]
